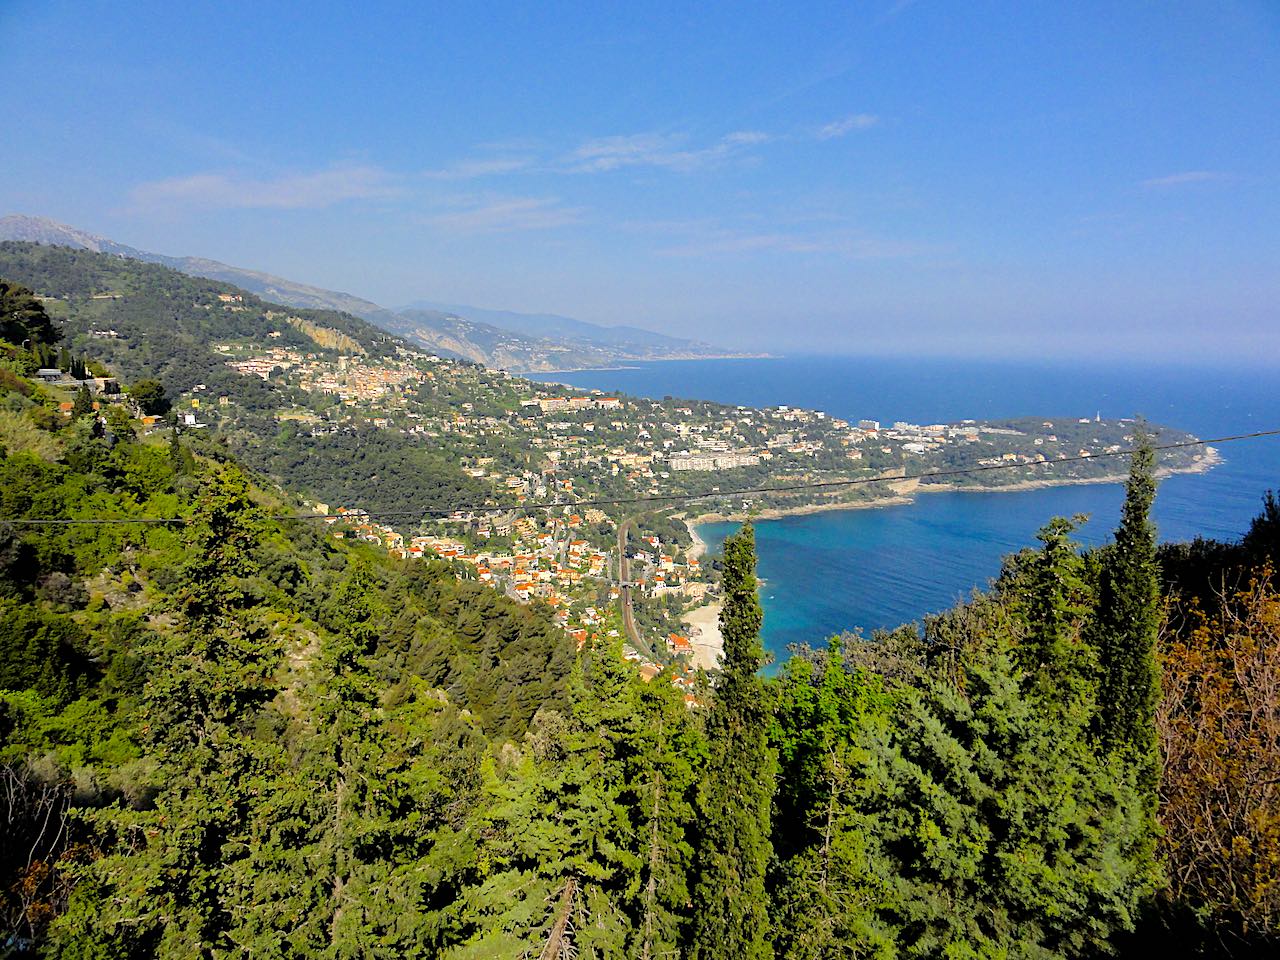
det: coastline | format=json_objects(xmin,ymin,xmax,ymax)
[
  {"xmin": 673, "ymin": 448, "xmax": 1223, "ymax": 667},
  {"xmin": 670, "ymin": 442, "xmax": 1218, "ymax": 670},
  {"xmin": 688, "ymin": 494, "xmax": 916, "ymax": 526},
  {"xmin": 683, "ymin": 447, "xmax": 1221, "ymax": 528},
  {"xmin": 904, "ymin": 445, "xmax": 1221, "ymax": 499}
]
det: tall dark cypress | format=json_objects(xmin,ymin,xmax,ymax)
[
  {"xmin": 688, "ymin": 525, "xmax": 775, "ymax": 960},
  {"xmin": 1094, "ymin": 434, "xmax": 1162, "ymax": 792},
  {"xmin": 70, "ymin": 383, "xmax": 93, "ymax": 418}
]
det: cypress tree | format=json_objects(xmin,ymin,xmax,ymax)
[
  {"xmin": 688, "ymin": 524, "xmax": 775, "ymax": 960},
  {"xmin": 168, "ymin": 424, "xmax": 186, "ymax": 473},
  {"xmin": 70, "ymin": 383, "xmax": 93, "ymax": 418},
  {"xmin": 1093, "ymin": 433, "xmax": 1162, "ymax": 793}
]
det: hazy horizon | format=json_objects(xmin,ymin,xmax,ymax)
[{"xmin": 2, "ymin": 1, "xmax": 1277, "ymax": 362}]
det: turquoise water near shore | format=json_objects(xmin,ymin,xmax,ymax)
[{"xmin": 532, "ymin": 356, "xmax": 1280, "ymax": 660}]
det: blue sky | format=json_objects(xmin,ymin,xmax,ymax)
[{"xmin": 2, "ymin": 0, "xmax": 1278, "ymax": 361}]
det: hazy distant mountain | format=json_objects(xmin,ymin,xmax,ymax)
[
  {"xmin": 401, "ymin": 299, "xmax": 716, "ymax": 355},
  {"xmin": 383, "ymin": 308, "xmax": 631, "ymax": 371},
  {"xmin": 0, "ymin": 214, "xmax": 742, "ymax": 371}
]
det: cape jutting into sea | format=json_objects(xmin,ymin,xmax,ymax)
[{"xmin": 532, "ymin": 355, "xmax": 1280, "ymax": 662}]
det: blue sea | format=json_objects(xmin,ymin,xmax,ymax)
[{"xmin": 532, "ymin": 356, "xmax": 1280, "ymax": 662}]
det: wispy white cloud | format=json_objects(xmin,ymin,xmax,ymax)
[
  {"xmin": 423, "ymin": 156, "xmax": 535, "ymax": 180},
  {"xmin": 816, "ymin": 114, "xmax": 879, "ymax": 140},
  {"xmin": 568, "ymin": 134, "xmax": 671, "ymax": 172},
  {"xmin": 427, "ymin": 195, "xmax": 585, "ymax": 233},
  {"xmin": 722, "ymin": 130, "xmax": 771, "ymax": 146},
  {"xmin": 1140, "ymin": 170, "xmax": 1230, "ymax": 189},
  {"xmin": 130, "ymin": 165, "xmax": 398, "ymax": 210},
  {"xmin": 565, "ymin": 130, "xmax": 771, "ymax": 173},
  {"xmin": 412, "ymin": 129, "xmax": 776, "ymax": 182}
]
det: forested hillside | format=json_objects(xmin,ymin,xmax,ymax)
[
  {"xmin": 0, "ymin": 242, "xmax": 401, "ymax": 401},
  {"xmin": 0, "ymin": 243, "xmax": 494, "ymax": 520}
]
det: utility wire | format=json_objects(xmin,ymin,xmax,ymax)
[{"xmin": 4, "ymin": 428, "xmax": 1278, "ymax": 527}]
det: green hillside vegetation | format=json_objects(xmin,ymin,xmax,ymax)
[
  {"xmin": 0, "ymin": 244, "xmax": 493, "ymax": 519},
  {"xmin": 0, "ymin": 242, "xmax": 397, "ymax": 403},
  {"xmin": 0, "ymin": 360, "xmax": 599, "ymax": 955},
  {"xmin": 0, "ymin": 244, "xmax": 1211, "ymax": 534}
]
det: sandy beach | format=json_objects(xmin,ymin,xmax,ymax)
[
  {"xmin": 681, "ymin": 601, "xmax": 723, "ymax": 671},
  {"xmin": 687, "ymin": 493, "xmax": 915, "ymax": 527},
  {"xmin": 685, "ymin": 520, "xmax": 709, "ymax": 561}
]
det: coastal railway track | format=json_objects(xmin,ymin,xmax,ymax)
[{"xmin": 616, "ymin": 517, "xmax": 651, "ymax": 656}]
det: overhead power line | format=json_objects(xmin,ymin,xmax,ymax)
[{"xmin": 4, "ymin": 428, "xmax": 1278, "ymax": 527}]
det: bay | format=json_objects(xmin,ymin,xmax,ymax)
[{"xmin": 531, "ymin": 356, "xmax": 1280, "ymax": 660}]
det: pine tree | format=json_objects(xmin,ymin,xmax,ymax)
[
  {"xmin": 0, "ymin": 279, "xmax": 61, "ymax": 346},
  {"xmin": 858, "ymin": 634, "xmax": 1153, "ymax": 958},
  {"xmin": 631, "ymin": 673, "xmax": 703, "ymax": 960},
  {"xmin": 1242, "ymin": 489, "xmax": 1280, "ymax": 569},
  {"xmin": 311, "ymin": 561, "xmax": 392, "ymax": 956},
  {"xmin": 688, "ymin": 525, "xmax": 775, "ymax": 960},
  {"xmin": 770, "ymin": 640, "xmax": 896, "ymax": 960},
  {"xmin": 448, "ymin": 641, "xmax": 641, "ymax": 958},
  {"xmin": 1004, "ymin": 516, "xmax": 1096, "ymax": 712},
  {"xmin": 48, "ymin": 465, "xmax": 286, "ymax": 958},
  {"xmin": 1093, "ymin": 434, "xmax": 1161, "ymax": 794}
]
